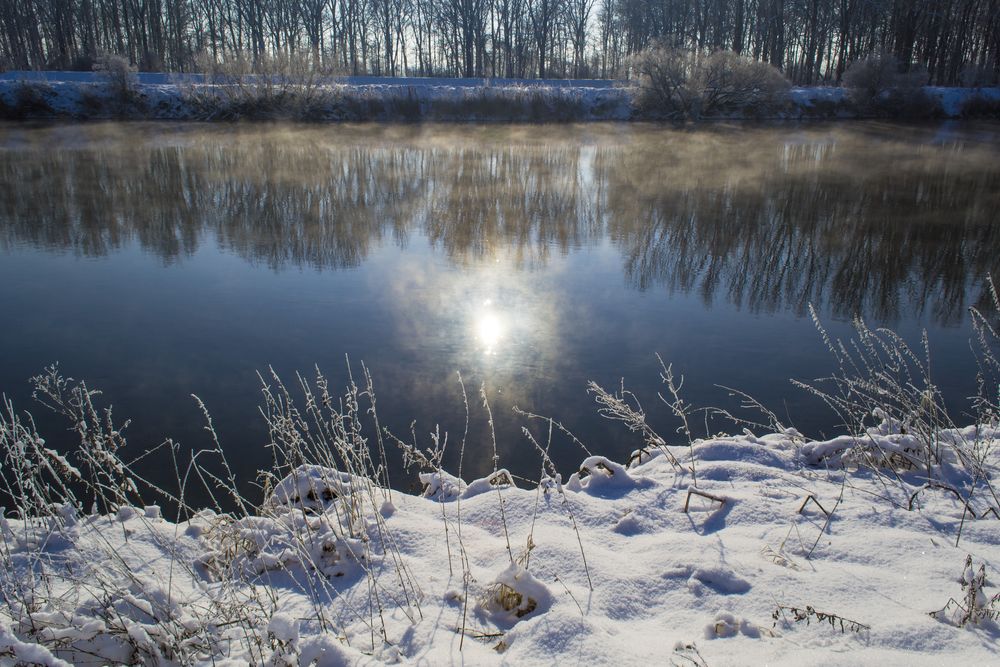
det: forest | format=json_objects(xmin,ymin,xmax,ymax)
[{"xmin": 1, "ymin": 0, "xmax": 998, "ymax": 85}]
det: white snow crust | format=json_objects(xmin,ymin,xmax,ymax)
[{"xmin": 2, "ymin": 415, "xmax": 999, "ymax": 665}]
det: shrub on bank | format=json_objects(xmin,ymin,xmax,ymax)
[
  {"xmin": 0, "ymin": 81, "xmax": 54, "ymax": 119},
  {"xmin": 960, "ymin": 92, "xmax": 1000, "ymax": 118},
  {"xmin": 698, "ymin": 50, "xmax": 791, "ymax": 117},
  {"xmin": 94, "ymin": 52, "xmax": 142, "ymax": 116},
  {"xmin": 842, "ymin": 52, "xmax": 941, "ymax": 118},
  {"xmin": 181, "ymin": 51, "xmax": 341, "ymax": 120},
  {"xmin": 630, "ymin": 46, "xmax": 790, "ymax": 119},
  {"xmin": 630, "ymin": 46, "xmax": 698, "ymax": 119}
]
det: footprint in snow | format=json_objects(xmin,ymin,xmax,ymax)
[
  {"xmin": 688, "ymin": 567, "xmax": 752, "ymax": 595},
  {"xmin": 663, "ymin": 564, "xmax": 752, "ymax": 595}
]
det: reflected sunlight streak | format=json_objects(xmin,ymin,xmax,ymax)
[{"xmin": 474, "ymin": 303, "xmax": 506, "ymax": 355}]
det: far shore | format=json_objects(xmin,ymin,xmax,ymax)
[{"xmin": 2, "ymin": 70, "xmax": 999, "ymax": 122}]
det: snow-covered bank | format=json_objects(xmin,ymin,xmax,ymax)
[
  {"xmin": 0, "ymin": 71, "xmax": 632, "ymax": 121},
  {"xmin": 2, "ymin": 71, "xmax": 999, "ymax": 121},
  {"xmin": 2, "ymin": 415, "xmax": 999, "ymax": 665}
]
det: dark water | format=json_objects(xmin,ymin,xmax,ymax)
[{"xmin": 1, "ymin": 121, "xmax": 998, "ymax": 503}]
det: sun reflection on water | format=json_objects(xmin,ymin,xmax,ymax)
[{"xmin": 474, "ymin": 300, "xmax": 506, "ymax": 355}]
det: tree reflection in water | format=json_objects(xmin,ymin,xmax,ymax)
[{"xmin": 2, "ymin": 122, "xmax": 996, "ymax": 326}]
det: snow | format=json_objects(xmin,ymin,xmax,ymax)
[
  {"xmin": 0, "ymin": 623, "xmax": 73, "ymax": 666},
  {"xmin": 487, "ymin": 563, "xmax": 553, "ymax": 623},
  {"xmin": 267, "ymin": 613, "xmax": 300, "ymax": 644},
  {"xmin": 2, "ymin": 415, "xmax": 999, "ymax": 665},
  {"xmin": 788, "ymin": 85, "xmax": 848, "ymax": 108},
  {"xmin": 2, "ymin": 71, "xmax": 997, "ymax": 120}
]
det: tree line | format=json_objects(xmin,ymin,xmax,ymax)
[{"xmin": 1, "ymin": 0, "xmax": 998, "ymax": 84}]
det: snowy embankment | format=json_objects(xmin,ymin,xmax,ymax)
[
  {"xmin": 2, "ymin": 416, "xmax": 999, "ymax": 665},
  {"xmin": 0, "ymin": 71, "xmax": 632, "ymax": 121},
  {"xmin": 2, "ymin": 71, "xmax": 999, "ymax": 121},
  {"xmin": 787, "ymin": 85, "xmax": 1000, "ymax": 118}
]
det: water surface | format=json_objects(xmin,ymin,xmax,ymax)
[{"xmin": 1, "ymin": 121, "xmax": 998, "ymax": 502}]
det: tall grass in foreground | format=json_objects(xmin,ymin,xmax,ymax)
[
  {"xmin": 0, "ymin": 361, "xmax": 427, "ymax": 663},
  {"xmin": 789, "ymin": 279, "xmax": 1000, "ymax": 531},
  {"xmin": 0, "ymin": 279, "xmax": 998, "ymax": 662}
]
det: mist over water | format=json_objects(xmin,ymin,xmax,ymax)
[{"xmin": 1, "ymin": 121, "xmax": 998, "ymax": 502}]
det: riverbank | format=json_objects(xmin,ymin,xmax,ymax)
[
  {"xmin": 2, "ymin": 413, "xmax": 998, "ymax": 665},
  {"xmin": 2, "ymin": 71, "xmax": 999, "ymax": 121}
]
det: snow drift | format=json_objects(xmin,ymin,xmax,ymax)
[{"xmin": 2, "ymin": 413, "xmax": 999, "ymax": 665}]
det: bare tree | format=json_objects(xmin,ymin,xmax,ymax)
[{"xmin": 0, "ymin": 0, "xmax": 997, "ymax": 84}]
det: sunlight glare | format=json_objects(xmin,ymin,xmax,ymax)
[{"xmin": 476, "ymin": 311, "xmax": 505, "ymax": 352}]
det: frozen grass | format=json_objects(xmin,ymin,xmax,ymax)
[
  {"xmin": 0, "ymin": 74, "xmax": 630, "ymax": 122},
  {"xmin": 177, "ymin": 81, "xmax": 624, "ymax": 122},
  {"xmin": 1, "ymin": 286, "xmax": 999, "ymax": 664}
]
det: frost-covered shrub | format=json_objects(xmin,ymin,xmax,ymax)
[
  {"xmin": 631, "ymin": 47, "xmax": 789, "ymax": 119},
  {"xmin": 388, "ymin": 89, "xmax": 423, "ymax": 120},
  {"xmin": 630, "ymin": 45, "xmax": 698, "ymax": 119},
  {"xmin": 0, "ymin": 81, "xmax": 54, "ymax": 119},
  {"xmin": 94, "ymin": 52, "xmax": 139, "ymax": 114},
  {"xmin": 78, "ymin": 85, "xmax": 107, "ymax": 116},
  {"xmin": 328, "ymin": 86, "xmax": 593, "ymax": 123},
  {"xmin": 842, "ymin": 52, "xmax": 938, "ymax": 117},
  {"xmin": 697, "ymin": 50, "xmax": 790, "ymax": 116},
  {"xmin": 184, "ymin": 50, "xmax": 340, "ymax": 121},
  {"xmin": 960, "ymin": 93, "xmax": 1000, "ymax": 118},
  {"xmin": 842, "ymin": 52, "xmax": 901, "ymax": 105}
]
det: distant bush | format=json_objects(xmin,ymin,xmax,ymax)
[
  {"xmin": 0, "ymin": 81, "xmax": 54, "ymax": 119},
  {"xmin": 184, "ymin": 50, "xmax": 341, "ymax": 121},
  {"xmin": 94, "ymin": 52, "xmax": 140, "ymax": 115},
  {"xmin": 390, "ymin": 89, "xmax": 423, "ymax": 121},
  {"xmin": 698, "ymin": 50, "xmax": 791, "ymax": 117},
  {"xmin": 842, "ymin": 52, "xmax": 940, "ymax": 118},
  {"xmin": 630, "ymin": 46, "xmax": 698, "ymax": 119},
  {"xmin": 796, "ymin": 96, "xmax": 844, "ymax": 119},
  {"xmin": 842, "ymin": 52, "xmax": 902, "ymax": 105},
  {"xmin": 631, "ymin": 46, "xmax": 789, "ymax": 119},
  {"xmin": 960, "ymin": 93, "xmax": 1000, "ymax": 118}
]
